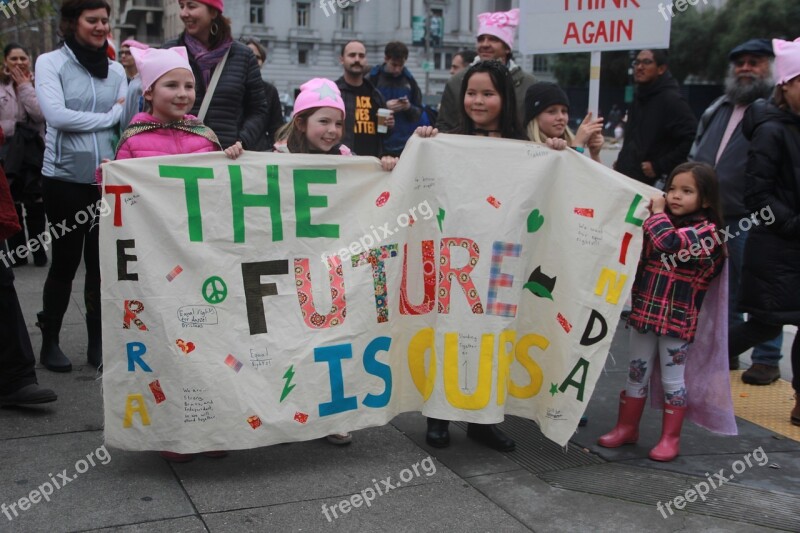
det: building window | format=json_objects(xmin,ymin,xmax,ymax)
[
  {"xmin": 250, "ymin": 0, "xmax": 264, "ymax": 24},
  {"xmin": 434, "ymin": 51, "xmax": 453, "ymax": 71},
  {"xmin": 297, "ymin": 2, "xmax": 310, "ymax": 27},
  {"xmin": 298, "ymin": 49, "xmax": 308, "ymax": 65},
  {"xmin": 533, "ymin": 55, "xmax": 550, "ymax": 72},
  {"xmin": 340, "ymin": 6, "xmax": 354, "ymax": 30}
]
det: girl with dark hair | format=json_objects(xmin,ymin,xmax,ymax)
[
  {"xmin": 598, "ymin": 161, "xmax": 726, "ymax": 462},
  {"xmin": 414, "ymin": 60, "xmax": 530, "ymax": 453},
  {"xmin": 452, "ymin": 60, "xmax": 525, "ymax": 140},
  {"xmin": 163, "ymin": 0, "xmax": 270, "ymax": 154},
  {"xmin": 0, "ymin": 43, "xmax": 47, "ymax": 267},
  {"xmin": 34, "ymin": 0, "xmax": 126, "ymax": 372}
]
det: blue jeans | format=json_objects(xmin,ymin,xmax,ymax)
[{"xmin": 726, "ymin": 217, "xmax": 783, "ymax": 365}]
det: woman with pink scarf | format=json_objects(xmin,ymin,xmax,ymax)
[{"xmin": 163, "ymin": 0, "xmax": 270, "ymax": 154}]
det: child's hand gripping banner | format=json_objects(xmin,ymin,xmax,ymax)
[{"xmin": 101, "ymin": 134, "xmax": 654, "ymax": 452}]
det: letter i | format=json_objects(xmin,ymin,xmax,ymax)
[
  {"xmin": 705, "ymin": 472, "xmax": 716, "ymax": 489},
  {"xmin": 371, "ymin": 225, "xmax": 381, "ymax": 241},
  {"xmin": 373, "ymin": 479, "xmax": 383, "ymax": 495},
  {"xmin": 50, "ymin": 473, "xmax": 60, "ymax": 489}
]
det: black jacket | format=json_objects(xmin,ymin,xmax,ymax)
[
  {"xmin": 163, "ymin": 36, "xmax": 270, "ymax": 150},
  {"xmin": 738, "ymin": 102, "xmax": 800, "ymax": 323},
  {"xmin": 616, "ymin": 72, "xmax": 697, "ymax": 185},
  {"xmin": 263, "ymin": 80, "xmax": 285, "ymax": 149},
  {"xmin": 3, "ymin": 124, "xmax": 44, "ymax": 199}
]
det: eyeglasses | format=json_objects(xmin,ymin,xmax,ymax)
[
  {"xmin": 632, "ymin": 59, "xmax": 655, "ymax": 67},
  {"xmin": 733, "ymin": 57, "xmax": 767, "ymax": 68}
]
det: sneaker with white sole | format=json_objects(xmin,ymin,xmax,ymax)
[{"xmin": 326, "ymin": 433, "xmax": 352, "ymax": 445}]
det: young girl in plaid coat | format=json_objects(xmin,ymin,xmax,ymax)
[{"xmin": 598, "ymin": 162, "xmax": 725, "ymax": 462}]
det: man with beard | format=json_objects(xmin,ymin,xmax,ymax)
[
  {"xmin": 690, "ymin": 39, "xmax": 783, "ymax": 383},
  {"xmin": 336, "ymin": 40, "xmax": 392, "ymax": 157},
  {"xmin": 614, "ymin": 49, "xmax": 697, "ymax": 186}
]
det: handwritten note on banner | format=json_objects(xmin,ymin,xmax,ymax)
[{"xmin": 101, "ymin": 135, "xmax": 654, "ymax": 452}]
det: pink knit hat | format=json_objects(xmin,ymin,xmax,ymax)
[
  {"xmin": 121, "ymin": 39, "xmax": 148, "ymax": 50},
  {"xmin": 130, "ymin": 46, "xmax": 194, "ymax": 93},
  {"xmin": 292, "ymin": 78, "xmax": 345, "ymax": 118},
  {"xmin": 773, "ymin": 38, "xmax": 800, "ymax": 85},
  {"xmin": 186, "ymin": 0, "xmax": 223, "ymax": 13},
  {"xmin": 477, "ymin": 8, "xmax": 520, "ymax": 49}
]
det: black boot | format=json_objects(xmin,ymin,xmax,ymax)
[
  {"xmin": 25, "ymin": 202, "xmax": 48, "ymax": 267},
  {"xmin": 86, "ymin": 314, "xmax": 102, "ymax": 370},
  {"xmin": 38, "ymin": 278, "xmax": 73, "ymax": 372},
  {"xmin": 84, "ymin": 279, "xmax": 102, "ymax": 369},
  {"xmin": 466, "ymin": 423, "xmax": 516, "ymax": 452},
  {"xmin": 7, "ymin": 204, "xmax": 28, "ymax": 267},
  {"xmin": 36, "ymin": 311, "xmax": 72, "ymax": 372},
  {"xmin": 426, "ymin": 417, "xmax": 450, "ymax": 448}
]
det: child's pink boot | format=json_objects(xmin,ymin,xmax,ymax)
[{"xmin": 597, "ymin": 391, "xmax": 646, "ymax": 448}]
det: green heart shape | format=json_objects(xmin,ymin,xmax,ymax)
[
  {"xmin": 523, "ymin": 282, "xmax": 554, "ymax": 300},
  {"xmin": 527, "ymin": 209, "xmax": 545, "ymax": 233}
]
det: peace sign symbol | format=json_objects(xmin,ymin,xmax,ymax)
[{"xmin": 202, "ymin": 276, "xmax": 228, "ymax": 304}]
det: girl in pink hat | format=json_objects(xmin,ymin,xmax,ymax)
[
  {"xmin": 115, "ymin": 46, "xmax": 242, "ymax": 161},
  {"xmin": 275, "ymin": 78, "xmax": 398, "ymax": 169},
  {"xmin": 111, "ymin": 46, "xmax": 240, "ymax": 463},
  {"xmin": 273, "ymin": 78, "xmax": 396, "ymax": 446}
]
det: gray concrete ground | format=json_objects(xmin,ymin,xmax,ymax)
[{"xmin": 1, "ymin": 249, "xmax": 799, "ymax": 532}]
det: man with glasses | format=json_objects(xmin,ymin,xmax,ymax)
[
  {"xmin": 614, "ymin": 49, "xmax": 697, "ymax": 187},
  {"xmin": 690, "ymin": 39, "xmax": 783, "ymax": 382}
]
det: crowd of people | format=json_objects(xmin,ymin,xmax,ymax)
[{"xmin": 0, "ymin": 0, "xmax": 798, "ymax": 463}]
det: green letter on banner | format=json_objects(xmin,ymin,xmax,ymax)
[
  {"xmin": 293, "ymin": 169, "xmax": 339, "ymax": 239},
  {"xmin": 230, "ymin": 164, "xmax": 283, "ymax": 243},
  {"xmin": 159, "ymin": 165, "xmax": 215, "ymax": 242}
]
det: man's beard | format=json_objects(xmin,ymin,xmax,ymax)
[{"xmin": 725, "ymin": 70, "xmax": 773, "ymax": 105}]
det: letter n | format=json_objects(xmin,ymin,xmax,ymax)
[{"xmin": 594, "ymin": 267, "xmax": 628, "ymax": 305}]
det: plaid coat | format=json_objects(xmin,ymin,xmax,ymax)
[{"xmin": 628, "ymin": 211, "xmax": 724, "ymax": 342}]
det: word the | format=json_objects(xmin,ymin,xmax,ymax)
[
  {"xmin": 319, "ymin": 0, "xmax": 370, "ymax": 18},
  {"xmin": 660, "ymin": 206, "xmax": 774, "ymax": 271},
  {"xmin": 656, "ymin": 446, "xmax": 768, "ymax": 519},
  {"xmin": 0, "ymin": 198, "xmax": 111, "ymax": 267},
  {"xmin": 320, "ymin": 200, "xmax": 435, "ymax": 265},
  {"xmin": 0, "ymin": 0, "xmax": 38, "ymax": 19},
  {"xmin": 321, "ymin": 456, "xmax": 436, "ymax": 521},
  {"xmin": 2, "ymin": 445, "xmax": 111, "ymax": 521},
  {"xmin": 657, "ymin": 0, "xmax": 709, "ymax": 21}
]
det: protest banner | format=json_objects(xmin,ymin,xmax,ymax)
[{"xmin": 101, "ymin": 135, "xmax": 653, "ymax": 452}]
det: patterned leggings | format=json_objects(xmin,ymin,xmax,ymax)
[{"xmin": 625, "ymin": 330, "xmax": 689, "ymax": 406}]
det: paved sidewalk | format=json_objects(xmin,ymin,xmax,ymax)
[{"xmin": 1, "ymin": 263, "xmax": 799, "ymax": 532}]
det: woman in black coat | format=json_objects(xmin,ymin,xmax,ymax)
[
  {"xmin": 729, "ymin": 38, "xmax": 800, "ymax": 427},
  {"xmin": 163, "ymin": 0, "xmax": 269, "ymax": 154}
]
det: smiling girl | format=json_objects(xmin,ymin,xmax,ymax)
[
  {"xmin": 524, "ymin": 82, "xmax": 604, "ymax": 162},
  {"xmin": 114, "ymin": 46, "xmax": 233, "ymax": 160}
]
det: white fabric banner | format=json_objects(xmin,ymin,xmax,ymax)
[{"xmin": 101, "ymin": 135, "xmax": 653, "ymax": 452}]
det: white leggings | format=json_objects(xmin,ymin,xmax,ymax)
[{"xmin": 625, "ymin": 330, "xmax": 690, "ymax": 406}]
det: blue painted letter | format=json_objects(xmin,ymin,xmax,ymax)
[{"xmin": 315, "ymin": 344, "xmax": 358, "ymax": 416}]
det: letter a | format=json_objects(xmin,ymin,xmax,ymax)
[{"xmin": 123, "ymin": 394, "xmax": 151, "ymax": 427}]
